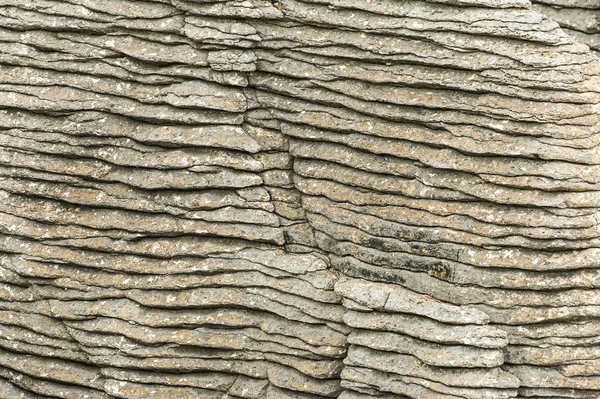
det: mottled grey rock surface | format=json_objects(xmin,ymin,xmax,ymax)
[{"xmin": 0, "ymin": 0, "xmax": 599, "ymax": 398}]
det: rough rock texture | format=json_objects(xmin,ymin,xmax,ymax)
[
  {"xmin": 532, "ymin": 0, "xmax": 600, "ymax": 56},
  {"xmin": 1, "ymin": 0, "xmax": 599, "ymax": 398}
]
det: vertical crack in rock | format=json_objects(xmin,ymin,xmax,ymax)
[{"xmin": 0, "ymin": 0, "xmax": 599, "ymax": 398}]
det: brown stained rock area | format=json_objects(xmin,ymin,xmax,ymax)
[{"xmin": 0, "ymin": 0, "xmax": 599, "ymax": 398}]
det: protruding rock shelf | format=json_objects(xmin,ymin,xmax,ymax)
[
  {"xmin": 532, "ymin": 0, "xmax": 600, "ymax": 56},
  {"xmin": 0, "ymin": 0, "xmax": 599, "ymax": 398}
]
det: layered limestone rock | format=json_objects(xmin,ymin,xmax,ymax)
[
  {"xmin": 1, "ymin": 0, "xmax": 599, "ymax": 398},
  {"xmin": 0, "ymin": 3, "xmax": 346, "ymax": 396},
  {"xmin": 532, "ymin": 0, "xmax": 600, "ymax": 56}
]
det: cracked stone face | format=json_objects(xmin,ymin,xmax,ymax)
[{"xmin": 0, "ymin": 0, "xmax": 599, "ymax": 398}]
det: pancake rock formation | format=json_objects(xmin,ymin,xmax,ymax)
[{"xmin": 0, "ymin": 0, "xmax": 599, "ymax": 398}]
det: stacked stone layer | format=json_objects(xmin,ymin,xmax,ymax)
[
  {"xmin": 532, "ymin": 0, "xmax": 600, "ymax": 56},
  {"xmin": 0, "ymin": 2, "xmax": 348, "ymax": 397},
  {"xmin": 1, "ymin": 0, "xmax": 600, "ymax": 398}
]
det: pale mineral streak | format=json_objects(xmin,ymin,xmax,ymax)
[{"xmin": 0, "ymin": 0, "xmax": 599, "ymax": 398}]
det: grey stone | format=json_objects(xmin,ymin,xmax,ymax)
[
  {"xmin": 2, "ymin": 0, "xmax": 600, "ymax": 397},
  {"xmin": 343, "ymin": 310, "xmax": 508, "ymax": 349},
  {"xmin": 348, "ymin": 330, "xmax": 504, "ymax": 368}
]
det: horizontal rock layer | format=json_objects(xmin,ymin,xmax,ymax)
[
  {"xmin": 532, "ymin": 0, "xmax": 600, "ymax": 56},
  {"xmin": 0, "ymin": 0, "xmax": 599, "ymax": 398}
]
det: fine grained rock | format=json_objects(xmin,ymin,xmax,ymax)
[{"xmin": 0, "ymin": 0, "xmax": 599, "ymax": 398}]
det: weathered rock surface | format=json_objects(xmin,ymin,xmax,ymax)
[
  {"xmin": 0, "ymin": 0, "xmax": 599, "ymax": 398},
  {"xmin": 532, "ymin": 0, "xmax": 600, "ymax": 56}
]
